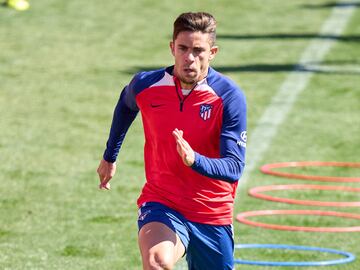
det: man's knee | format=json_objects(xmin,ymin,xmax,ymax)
[{"xmin": 144, "ymin": 250, "xmax": 175, "ymax": 270}]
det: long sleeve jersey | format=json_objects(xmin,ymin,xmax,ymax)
[{"xmin": 103, "ymin": 66, "xmax": 247, "ymax": 225}]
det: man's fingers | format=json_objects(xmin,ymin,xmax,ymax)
[
  {"xmin": 172, "ymin": 128, "xmax": 195, "ymax": 167},
  {"xmin": 98, "ymin": 172, "xmax": 111, "ymax": 190},
  {"xmin": 173, "ymin": 129, "xmax": 187, "ymax": 145},
  {"xmin": 172, "ymin": 129, "xmax": 182, "ymax": 140},
  {"xmin": 99, "ymin": 182, "xmax": 111, "ymax": 190},
  {"xmin": 97, "ymin": 159, "xmax": 116, "ymax": 191},
  {"xmin": 177, "ymin": 136, "xmax": 190, "ymax": 150},
  {"xmin": 173, "ymin": 128, "xmax": 191, "ymax": 153},
  {"xmin": 99, "ymin": 176, "xmax": 111, "ymax": 190},
  {"xmin": 175, "ymin": 136, "xmax": 187, "ymax": 152}
]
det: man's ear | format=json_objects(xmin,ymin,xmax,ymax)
[
  {"xmin": 170, "ymin": 41, "xmax": 175, "ymax": 56},
  {"xmin": 209, "ymin": 46, "xmax": 218, "ymax": 61}
]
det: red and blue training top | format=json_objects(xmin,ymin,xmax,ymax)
[{"xmin": 103, "ymin": 66, "xmax": 247, "ymax": 225}]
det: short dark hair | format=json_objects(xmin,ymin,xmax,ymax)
[{"xmin": 173, "ymin": 12, "xmax": 217, "ymax": 46}]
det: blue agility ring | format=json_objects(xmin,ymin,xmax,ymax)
[{"xmin": 234, "ymin": 244, "xmax": 355, "ymax": 266}]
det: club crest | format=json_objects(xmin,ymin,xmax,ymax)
[
  {"xmin": 237, "ymin": 131, "xmax": 247, "ymax": 147},
  {"xmin": 199, "ymin": 104, "xmax": 213, "ymax": 121}
]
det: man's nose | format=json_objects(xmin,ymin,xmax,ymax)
[{"xmin": 185, "ymin": 52, "xmax": 195, "ymax": 62}]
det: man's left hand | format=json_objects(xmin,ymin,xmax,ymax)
[{"xmin": 172, "ymin": 128, "xmax": 195, "ymax": 166}]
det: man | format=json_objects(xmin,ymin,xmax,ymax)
[{"xmin": 97, "ymin": 12, "xmax": 247, "ymax": 270}]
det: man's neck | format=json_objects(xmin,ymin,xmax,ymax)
[
  {"xmin": 175, "ymin": 70, "xmax": 209, "ymax": 90},
  {"xmin": 180, "ymin": 81, "xmax": 196, "ymax": 90}
]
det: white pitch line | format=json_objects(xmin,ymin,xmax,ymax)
[{"xmin": 240, "ymin": 0, "xmax": 358, "ymax": 185}]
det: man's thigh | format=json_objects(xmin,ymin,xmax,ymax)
[
  {"xmin": 137, "ymin": 202, "xmax": 189, "ymax": 267},
  {"xmin": 138, "ymin": 222, "xmax": 185, "ymax": 268}
]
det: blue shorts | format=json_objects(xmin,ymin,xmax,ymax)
[{"xmin": 138, "ymin": 202, "xmax": 234, "ymax": 270}]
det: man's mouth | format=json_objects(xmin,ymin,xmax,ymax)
[{"xmin": 183, "ymin": 67, "xmax": 196, "ymax": 74}]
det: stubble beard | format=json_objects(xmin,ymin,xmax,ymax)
[
  {"xmin": 176, "ymin": 71, "xmax": 198, "ymax": 89},
  {"xmin": 180, "ymin": 76, "xmax": 197, "ymax": 88}
]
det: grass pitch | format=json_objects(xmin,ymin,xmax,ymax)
[{"xmin": 0, "ymin": 1, "xmax": 359, "ymax": 269}]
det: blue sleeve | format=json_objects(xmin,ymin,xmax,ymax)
[
  {"xmin": 103, "ymin": 77, "xmax": 139, "ymax": 163},
  {"xmin": 191, "ymin": 89, "xmax": 246, "ymax": 182}
]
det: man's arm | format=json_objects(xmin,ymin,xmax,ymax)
[
  {"xmin": 97, "ymin": 79, "xmax": 139, "ymax": 189},
  {"xmin": 102, "ymin": 86, "xmax": 139, "ymax": 163}
]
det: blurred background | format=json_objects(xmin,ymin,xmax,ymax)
[{"xmin": 1, "ymin": 1, "xmax": 359, "ymax": 269}]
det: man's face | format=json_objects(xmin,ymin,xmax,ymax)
[{"xmin": 170, "ymin": 31, "xmax": 218, "ymax": 89}]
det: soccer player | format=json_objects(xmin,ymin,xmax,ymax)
[{"xmin": 97, "ymin": 12, "xmax": 247, "ymax": 270}]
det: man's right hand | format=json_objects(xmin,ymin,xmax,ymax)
[{"xmin": 97, "ymin": 159, "xmax": 117, "ymax": 190}]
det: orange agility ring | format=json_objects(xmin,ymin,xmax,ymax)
[
  {"xmin": 260, "ymin": 161, "xmax": 360, "ymax": 182},
  {"xmin": 249, "ymin": 184, "xmax": 360, "ymax": 207},
  {"xmin": 236, "ymin": 210, "xmax": 360, "ymax": 232}
]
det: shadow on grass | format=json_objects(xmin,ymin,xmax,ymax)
[
  {"xmin": 302, "ymin": 1, "xmax": 360, "ymax": 9},
  {"xmin": 217, "ymin": 33, "xmax": 360, "ymax": 42},
  {"xmin": 124, "ymin": 61, "xmax": 360, "ymax": 75}
]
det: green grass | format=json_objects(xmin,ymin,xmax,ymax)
[{"xmin": 1, "ymin": 0, "xmax": 359, "ymax": 269}]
